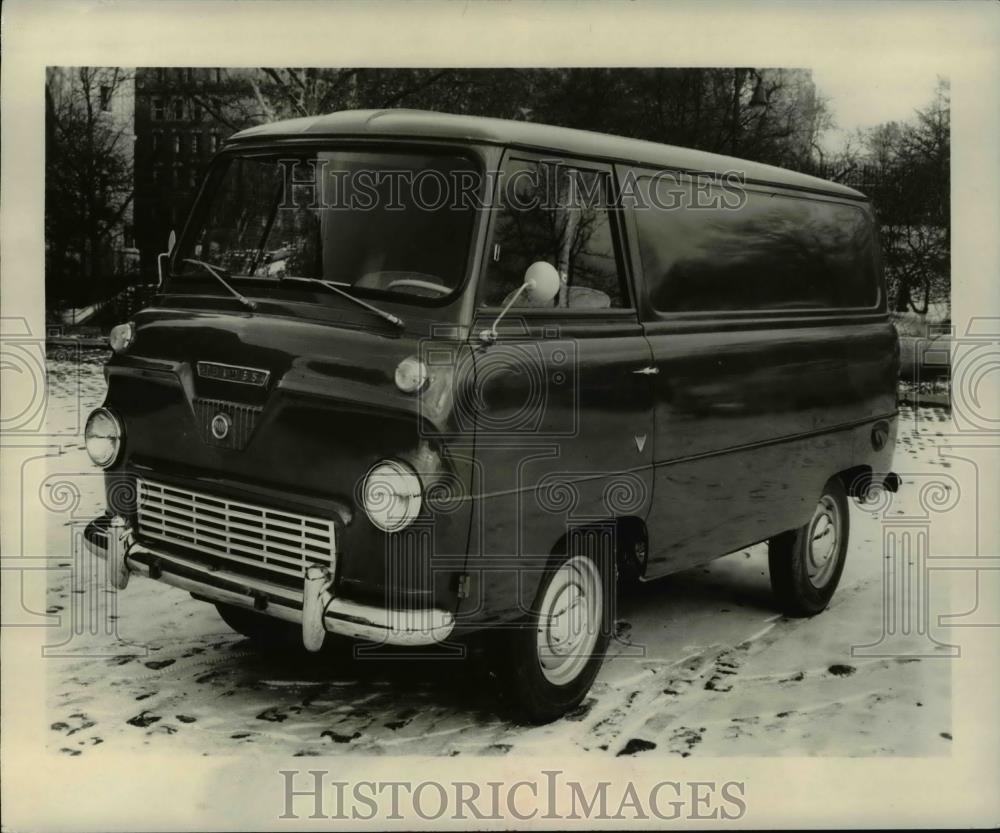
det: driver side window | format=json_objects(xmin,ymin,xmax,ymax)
[{"xmin": 481, "ymin": 158, "xmax": 628, "ymax": 309}]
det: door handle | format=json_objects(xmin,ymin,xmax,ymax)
[{"xmin": 633, "ymin": 366, "xmax": 659, "ymax": 375}]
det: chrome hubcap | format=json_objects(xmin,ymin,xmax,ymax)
[
  {"xmin": 537, "ymin": 556, "xmax": 603, "ymax": 686},
  {"xmin": 806, "ymin": 495, "xmax": 841, "ymax": 588}
]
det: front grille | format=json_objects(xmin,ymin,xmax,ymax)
[{"xmin": 137, "ymin": 479, "xmax": 336, "ymax": 581}]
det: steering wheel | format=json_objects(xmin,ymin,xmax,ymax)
[{"xmin": 384, "ymin": 278, "xmax": 451, "ymax": 296}]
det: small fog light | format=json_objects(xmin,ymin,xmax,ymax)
[
  {"xmin": 395, "ymin": 356, "xmax": 428, "ymax": 393},
  {"xmin": 109, "ymin": 322, "xmax": 135, "ymax": 354}
]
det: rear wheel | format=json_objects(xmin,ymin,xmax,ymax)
[
  {"xmin": 768, "ymin": 477, "xmax": 850, "ymax": 616},
  {"xmin": 495, "ymin": 550, "xmax": 614, "ymax": 724}
]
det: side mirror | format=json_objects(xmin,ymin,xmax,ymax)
[
  {"xmin": 522, "ymin": 261, "xmax": 560, "ymax": 305},
  {"xmin": 480, "ymin": 261, "xmax": 560, "ymax": 344},
  {"xmin": 156, "ymin": 229, "xmax": 177, "ymax": 288}
]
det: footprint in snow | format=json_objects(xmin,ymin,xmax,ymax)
[
  {"xmin": 51, "ymin": 713, "xmax": 96, "ymax": 736},
  {"xmin": 667, "ymin": 726, "xmax": 705, "ymax": 757},
  {"xmin": 617, "ymin": 738, "xmax": 656, "ymax": 756},
  {"xmin": 321, "ymin": 730, "xmax": 361, "ymax": 744},
  {"xmin": 257, "ymin": 706, "xmax": 297, "ymax": 723}
]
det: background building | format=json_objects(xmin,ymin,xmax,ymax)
[{"xmin": 133, "ymin": 68, "xmax": 253, "ymax": 281}]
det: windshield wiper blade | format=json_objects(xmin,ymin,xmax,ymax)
[
  {"xmin": 182, "ymin": 259, "xmax": 256, "ymax": 312},
  {"xmin": 246, "ymin": 181, "xmax": 284, "ymax": 278},
  {"xmin": 281, "ymin": 277, "xmax": 404, "ymax": 328}
]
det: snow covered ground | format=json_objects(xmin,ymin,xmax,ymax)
[{"xmin": 42, "ymin": 350, "xmax": 953, "ymax": 758}]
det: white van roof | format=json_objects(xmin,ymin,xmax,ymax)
[{"xmin": 229, "ymin": 109, "xmax": 867, "ymax": 200}]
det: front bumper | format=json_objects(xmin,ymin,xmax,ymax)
[{"xmin": 84, "ymin": 516, "xmax": 455, "ymax": 648}]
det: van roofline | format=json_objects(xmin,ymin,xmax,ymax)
[{"xmin": 226, "ymin": 108, "xmax": 867, "ymax": 201}]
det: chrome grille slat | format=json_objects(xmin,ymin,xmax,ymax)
[
  {"xmin": 141, "ymin": 510, "xmax": 311, "ymax": 565},
  {"xmin": 140, "ymin": 530, "xmax": 325, "ymax": 578},
  {"xmin": 142, "ymin": 530, "xmax": 292, "ymax": 574},
  {"xmin": 157, "ymin": 499, "xmax": 303, "ymax": 535},
  {"xmin": 146, "ymin": 507, "xmax": 312, "ymax": 556},
  {"xmin": 141, "ymin": 515, "xmax": 311, "ymax": 567},
  {"xmin": 143, "ymin": 506, "xmax": 309, "ymax": 551},
  {"xmin": 137, "ymin": 479, "xmax": 336, "ymax": 581}
]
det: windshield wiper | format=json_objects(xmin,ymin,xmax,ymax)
[
  {"xmin": 246, "ymin": 181, "xmax": 284, "ymax": 278},
  {"xmin": 182, "ymin": 258, "xmax": 256, "ymax": 312},
  {"xmin": 281, "ymin": 276, "xmax": 404, "ymax": 328}
]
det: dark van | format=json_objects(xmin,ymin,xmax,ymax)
[{"xmin": 84, "ymin": 110, "xmax": 899, "ymax": 723}]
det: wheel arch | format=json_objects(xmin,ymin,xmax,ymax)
[
  {"xmin": 835, "ymin": 464, "xmax": 874, "ymax": 499},
  {"xmin": 546, "ymin": 514, "xmax": 648, "ymax": 577}
]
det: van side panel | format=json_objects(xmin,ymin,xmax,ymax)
[
  {"xmin": 621, "ymin": 167, "xmax": 897, "ymax": 577},
  {"xmin": 638, "ymin": 316, "xmax": 896, "ymax": 576}
]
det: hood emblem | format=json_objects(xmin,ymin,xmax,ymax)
[
  {"xmin": 195, "ymin": 398, "xmax": 261, "ymax": 450},
  {"xmin": 197, "ymin": 361, "xmax": 270, "ymax": 387},
  {"xmin": 634, "ymin": 434, "xmax": 647, "ymax": 453},
  {"xmin": 211, "ymin": 412, "xmax": 232, "ymax": 440}
]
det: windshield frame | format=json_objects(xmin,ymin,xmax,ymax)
[{"xmin": 167, "ymin": 139, "xmax": 489, "ymax": 310}]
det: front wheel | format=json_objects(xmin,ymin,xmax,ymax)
[
  {"xmin": 768, "ymin": 477, "xmax": 850, "ymax": 616},
  {"xmin": 495, "ymin": 551, "xmax": 614, "ymax": 724}
]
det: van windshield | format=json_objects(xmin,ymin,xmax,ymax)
[{"xmin": 171, "ymin": 148, "xmax": 480, "ymax": 303}]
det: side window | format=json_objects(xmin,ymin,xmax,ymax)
[
  {"xmin": 635, "ymin": 176, "xmax": 878, "ymax": 312},
  {"xmin": 481, "ymin": 159, "xmax": 628, "ymax": 310}
]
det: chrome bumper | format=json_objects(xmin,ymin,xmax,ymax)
[{"xmin": 85, "ymin": 516, "xmax": 455, "ymax": 648}]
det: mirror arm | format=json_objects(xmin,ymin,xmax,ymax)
[
  {"xmin": 156, "ymin": 252, "xmax": 169, "ymax": 289},
  {"xmin": 156, "ymin": 230, "xmax": 177, "ymax": 289},
  {"xmin": 480, "ymin": 280, "xmax": 532, "ymax": 344}
]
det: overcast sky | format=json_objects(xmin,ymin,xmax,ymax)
[{"xmin": 811, "ymin": 64, "xmax": 945, "ymax": 155}]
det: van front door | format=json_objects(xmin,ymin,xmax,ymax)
[{"xmin": 463, "ymin": 154, "xmax": 654, "ymax": 622}]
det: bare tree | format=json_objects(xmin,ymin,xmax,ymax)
[
  {"xmin": 802, "ymin": 79, "xmax": 950, "ymax": 314},
  {"xmin": 46, "ymin": 67, "xmax": 136, "ymax": 309},
  {"xmin": 164, "ymin": 67, "xmax": 834, "ymax": 174},
  {"xmin": 875, "ymin": 79, "xmax": 950, "ymax": 313}
]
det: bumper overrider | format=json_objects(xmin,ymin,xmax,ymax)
[{"xmin": 84, "ymin": 515, "xmax": 455, "ymax": 649}]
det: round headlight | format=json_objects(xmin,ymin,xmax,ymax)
[
  {"xmin": 84, "ymin": 408, "xmax": 123, "ymax": 468},
  {"xmin": 362, "ymin": 460, "xmax": 423, "ymax": 532},
  {"xmin": 109, "ymin": 322, "xmax": 135, "ymax": 354},
  {"xmin": 395, "ymin": 356, "xmax": 428, "ymax": 393}
]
